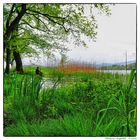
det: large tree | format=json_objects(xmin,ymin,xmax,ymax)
[{"xmin": 4, "ymin": 3, "xmax": 111, "ymax": 73}]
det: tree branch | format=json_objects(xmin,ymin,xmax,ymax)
[
  {"xmin": 21, "ymin": 19, "xmax": 47, "ymax": 33},
  {"xmin": 6, "ymin": 4, "xmax": 16, "ymax": 29},
  {"xmin": 6, "ymin": 4, "xmax": 26, "ymax": 37},
  {"xmin": 26, "ymin": 8, "xmax": 66, "ymax": 20},
  {"xmin": 26, "ymin": 12, "xmax": 51, "ymax": 32},
  {"xmin": 26, "ymin": 9, "xmax": 70, "ymax": 32}
]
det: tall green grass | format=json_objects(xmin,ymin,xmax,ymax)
[{"xmin": 4, "ymin": 69, "xmax": 136, "ymax": 136}]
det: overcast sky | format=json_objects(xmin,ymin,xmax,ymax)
[
  {"xmin": 22, "ymin": 3, "xmax": 136, "ymax": 66},
  {"xmin": 67, "ymin": 4, "xmax": 136, "ymax": 64}
]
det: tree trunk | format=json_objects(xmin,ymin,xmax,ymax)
[
  {"xmin": 5, "ymin": 48, "xmax": 10, "ymax": 74},
  {"xmin": 4, "ymin": 4, "xmax": 26, "ymax": 74},
  {"xmin": 13, "ymin": 50, "xmax": 23, "ymax": 73}
]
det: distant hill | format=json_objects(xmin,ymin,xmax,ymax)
[
  {"xmin": 98, "ymin": 61, "xmax": 136, "ymax": 70},
  {"xmin": 96, "ymin": 60, "xmax": 136, "ymax": 67}
]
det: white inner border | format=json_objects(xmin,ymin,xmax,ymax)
[{"xmin": 0, "ymin": 0, "xmax": 139, "ymax": 140}]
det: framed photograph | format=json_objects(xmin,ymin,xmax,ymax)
[{"xmin": 2, "ymin": 2, "xmax": 137, "ymax": 139}]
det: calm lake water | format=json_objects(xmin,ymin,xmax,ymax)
[
  {"xmin": 97, "ymin": 70, "xmax": 131, "ymax": 74},
  {"xmin": 41, "ymin": 70, "xmax": 131, "ymax": 90}
]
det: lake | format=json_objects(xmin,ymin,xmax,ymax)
[{"xmin": 97, "ymin": 70, "xmax": 131, "ymax": 74}]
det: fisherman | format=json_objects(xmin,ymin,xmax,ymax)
[{"xmin": 35, "ymin": 67, "xmax": 43, "ymax": 76}]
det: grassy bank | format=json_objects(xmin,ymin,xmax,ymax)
[{"xmin": 4, "ymin": 67, "xmax": 136, "ymax": 136}]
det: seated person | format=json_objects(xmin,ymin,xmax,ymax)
[{"xmin": 35, "ymin": 67, "xmax": 43, "ymax": 76}]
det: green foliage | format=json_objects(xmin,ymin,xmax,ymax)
[
  {"xmin": 4, "ymin": 113, "xmax": 93, "ymax": 136},
  {"xmin": 4, "ymin": 4, "xmax": 111, "ymax": 59},
  {"xmin": 4, "ymin": 74, "xmax": 43, "ymax": 124},
  {"xmin": 4, "ymin": 68, "xmax": 136, "ymax": 136}
]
